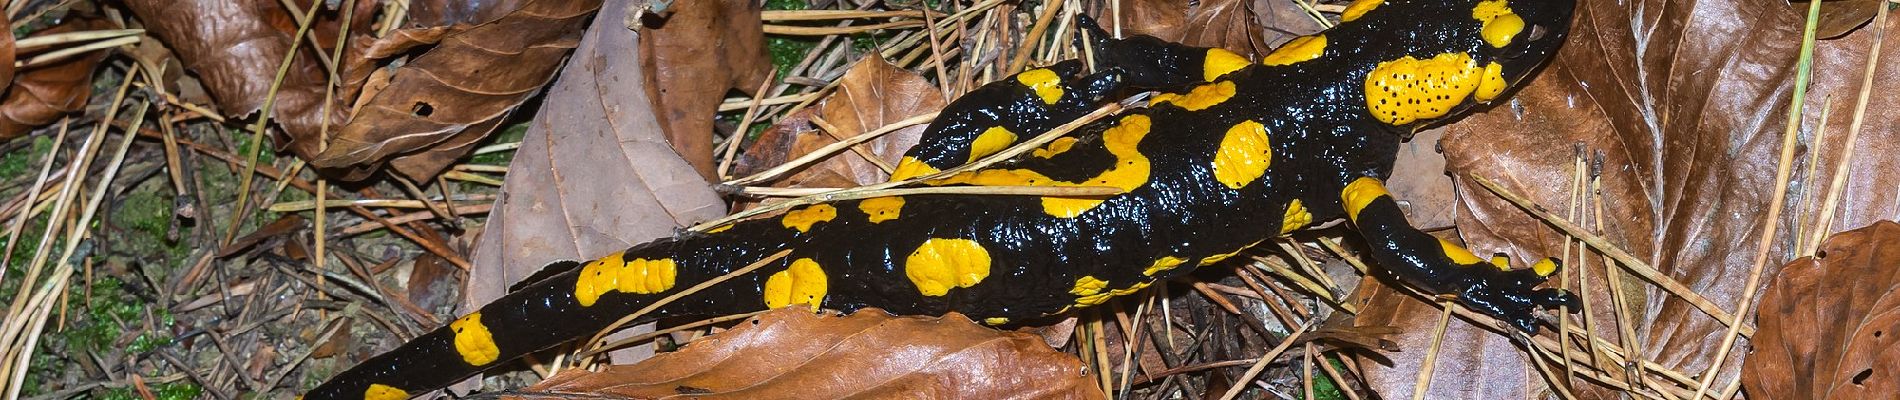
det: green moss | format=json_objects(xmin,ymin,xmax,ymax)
[
  {"xmin": 0, "ymin": 136, "xmax": 54, "ymax": 181},
  {"xmin": 764, "ymin": 0, "xmax": 820, "ymax": 80},
  {"xmin": 1303, "ymin": 355, "xmax": 1349, "ymax": 400},
  {"xmin": 232, "ymin": 129, "xmax": 275, "ymax": 165},
  {"xmin": 110, "ymin": 188, "xmax": 190, "ymax": 267},
  {"xmin": 468, "ymin": 122, "xmax": 529, "ymax": 166},
  {"xmin": 95, "ymin": 382, "xmax": 202, "ymax": 400}
]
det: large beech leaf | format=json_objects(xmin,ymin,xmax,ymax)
[
  {"xmin": 120, "ymin": 0, "xmax": 362, "ymax": 159},
  {"xmin": 465, "ymin": 0, "xmax": 723, "ymax": 324},
  {"xmin": 312, "ymin": 0, "xmax": 601, "ymax": 180},
  {"xmin": 0, "ymin": 18, "xmax": 110, "ymax": 139},
  {"xmin": 1744, "ymin": 221, "xmax": 1900, "ymax": 399},
  {"xmin": 1110, "ymin": 0, "xmax": 1281, "ymax": 58},
  {"xmin": 512, "ymin": 308, "xmax": 1106, "ymax": 400},
  {"xmin": 735, "ymin": 56, "xmax": 943, "ymax": 188},
  {"xmin": 638, "ymin": 0, "xmax": 771, "ymax": 180},
  {"xmin": 1355, "ymin": 1, "xmax": 1900, "ymax": 398}
]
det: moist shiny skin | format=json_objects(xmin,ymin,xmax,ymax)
[{"xmin": 307, "ymin": 1, "xmax": 1580, "ymax": 398}]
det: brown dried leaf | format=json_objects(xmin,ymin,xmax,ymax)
[
  {"xmin": 0, "ymin": 18, "xmax": 110, "ymax": 140},
  {"xmin": 1744, "ymin": 221, "xmax": 1900, "ymax": 399},
  {"xmin": 313, "ymin": 0, "xmax": 601, "ymax": 180},
  {"xmin": 639, "ymin": 0, "xmax": 771, "ymax": 180},
  {"xmin": 736, "ymin": 56, "xmax": 944, "ymax": 188},
  {"xmin": 406, "ymin": 0, "xmax": 531, "ymax": 27},
  {"xmin": 514, "ymin": 308, "xmax": 1106, "ymax": 400},
  {"xmin": 465, "ymin": 0, "xmax": 723, "ymax": 318},
  {"xmin": 1804, "ymin": 0, "xmax": 1885, "ymax": 39},
  {"xmin": 0, "ymin": 16, "xmax": 14, "ymax": 88},
  {"xmin": 1110, "ymin": 0, "xmax": 1280, "ymax": 58},
  {"xmin": 121, "ymin": 0, "xmax": 354, "ymax": 159},
  {"xmin": 1356, "ymin": 0, "xmax": 1900, "ymax": 397}
]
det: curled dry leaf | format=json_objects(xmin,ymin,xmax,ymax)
[
  {"xmin": 465, "ymin": 0, "xmax": 723, "ymax": 325},
  {"xmin": 1803, "ymin": 0, "xmax": 1886, "ymax": 39},
  {"xmin": 313, "ymin": 0, "xmax": 602, "ymax": 180},
  {"xmin": 406, "ymin": 0, "xmax": 531, "ymax": 28},
  {"xmin": 120, "ymin": 0, "xmax": 364, "ymax": 158},
  {"xmin": 735, "ymin": 56, "xmax": 944, "ymax": 188},
  {"xmin": 1355, "ymin": 0, "xmax": 1900, "ymax": 398},
  {"xmin": 0, "ymin": 18, "xmax": 111, "ymax": 140},
  {"xmin": 1743, "ymin": 221, "xmax": 1900, "ymax": 400},
  {"xmin": 639, "ymin": 0, "xmax": 770, "ymax": 180},
  {"xmin": 516, "ymin": 308, "xmax": 1106, "ymax": 400}
]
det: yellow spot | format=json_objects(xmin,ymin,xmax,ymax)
[
  {"xmin": 1436, "ymin": 238, "xmax": 1486, "ymax": 264},
  {"xmin": 1070, "ymin": 275, "xmax": 1108, "ymax": 295},
  {"xmin": 1017, "ymin": 68, "xmax": 1065, "ymax": 104},
  {"xmin": 931, "ymin": 116, "xmax": 1152, "ymax": 218},
  {"xmin": 1476, "ymin": 62, "xmax": 1508, "ymax": 102},
  {"xmin": 1341, "ymin": 0, "xmax": 1384, "ymax": 22},
  {"xmin": 781, "ymin": 204, "xmax": 837, "ymax": 232},
  {"xmin": 705, "ymin": 224, "xmax": 733, "ymax": 234},
  {"xmin": 890, "ymin": 156, "xmax": 941, "ymax": 181},
  {"xmin": 1281, "ymin": 200, "xmax": 1313, "ymax": 234},
  {"xmin": 1533, "ymin": 258, "xmax": 1559, "ymax": 277},
  {"xmin": 1143, "ymin": 256, "xmax": 1187, "ymax": 276},
  {"xmin": 764, "ymin": 258, "xmax": 829, "ymax": 311},
  {"xmin": 1473, "ymin": 0, "xmax": 1524, "ymax": 48},
  {"xmin": 1203, "ymin": 48, "xmax": 1252, "ymax": 81},
  {"xmin": 984, "ymin": 317, "xmax": 1010, "ymax": 325},
  {"xmin": 574, "ymin": 257, "xmax": 617, "ymax": 307},
  {"xmin": 1041, "ymin": 114, "xmax": 1153, "ymax": 217},
  {"xmin": 449, "ymin": 313, "xmax": 500, "ymax": 366},
  {"xmin": 1033, "ymin": 137, "xmax": 1078, "ymax": 158},
  {"xmin": 1489, "ymin": 254, "xmax": 1512, "ymax": 271},
  {"xmin": 1341, "ymin": 177, "xmax": 1390, "ymax": 222},
  {"xmin": 1212, "ymin": 120, "xmax": 1272, "ymax": 189},
  {"xmin": 1150, "ymin": 81, "xmax": 1237, "ymax": 111},
  {"xmin": 859, "ymin": 196, "xmax": 905, "ymax": 223},
  {"xmin": 905, "ymin": 238, "xmax": 993, "ymax": 296},
  {"xmin": 1261, "ymin": 35, "xmax": 1327, "ymax": 66},
  {"xmin": 1365, "ymin": 53, "xmax": 1486, "ymax": 125},
  {"xmin": 365, "ymin": 384, "xmax": 409, "ymax": 400},
  {"xmin": 969, "ymin": 126, "xmax": 1018, "ymax": 162},
  {"xmin": 1201, "ymin": 248, "xmax": 1246, "ymax": 266},
  {"xmin": 616, "ymin": 257, "xmax": 677, "ymax": 294},
  {"xmin": 1108, "ymin": 280, "xmax": 1154, "ymax": 296}
]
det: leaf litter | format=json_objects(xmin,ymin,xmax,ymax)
[{"xmin": 0, "ymin": 0, "xmax": 1894, "ymax": 399}]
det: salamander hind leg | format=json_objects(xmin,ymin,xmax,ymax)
[{"xmin": 1339, "ymin": 176, "xmax": 1577, "ymax": 333}]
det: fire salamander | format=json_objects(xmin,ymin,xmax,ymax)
[{"xmin": 307, "ymin": 0, "xmax": 1579, "ymax": 398}]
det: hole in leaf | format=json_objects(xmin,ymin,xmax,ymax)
[
  {"xmin": 412, "ymin": 102, "xmax": 436, "ymax": 117},
  {"xmin": 1852, "ymin": 368, "xmax": 1872, "ymax": 385}
]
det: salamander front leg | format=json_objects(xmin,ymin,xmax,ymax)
[
  {"xmin": 891, "ymin": 60, "xmax": 1124, "ymax": 180},
  {"xmin": 1339, "ymin": 177, "xmax": 1577, "ymax": 333}
]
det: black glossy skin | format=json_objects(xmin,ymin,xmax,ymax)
[{"xmin": 308, "ymin": 0, "xmax": 1578, "ymax": 398}]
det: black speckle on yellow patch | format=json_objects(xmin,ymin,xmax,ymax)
[
  {"xmin": 1364, "ymin": 53, "xmax": 1486, "ymax": 125},
  {"xmin": 859, "ymin": 196, "xmax": 905, "ymax": 223},
  {"xmin": 1149, "ymin": 81, "xmax": 1237, "ymax": 111},
  {"xmin": 969, "ymin": 126, "xmax": 1018, "ymax": 162},
  {"xmin": 1202, "ymin": 48, "xmax": 1252, "ymax": 81},
  {"xmin": 764, "ymin": 258, "xmax": 829, "ymax": 311},
  {"xmin": 1212, "ymin": 120, "xmax": 1272, "ymax": 189},
  {"xmin": 449, "ymin": 313, "xmax": 500, "ymax": 366},
  {"xmin": 1341, "ymin": 177, "xmax": 1390, "ymax": 222},
  {"xmin": 781, "ymin": 204, "xmax": 838, "ymax": 232},
  {"xmin": 1341, "ymin": 0, "xmax": 1384, "ymax": 22},
  {"xmin": 1261, "ymin": 35, "xmax": 1327, "ymax": 66},
  {"xmin": 1016, "ymin": 68, "xmax": 1065, "ymax": 104},
  {"xmin": 905, "ymin": 238, "xmax": 993, "ymax": 296},
  {"xmin": 365, "ymin": 384, "xmax": 408, "ymax": 400}
]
